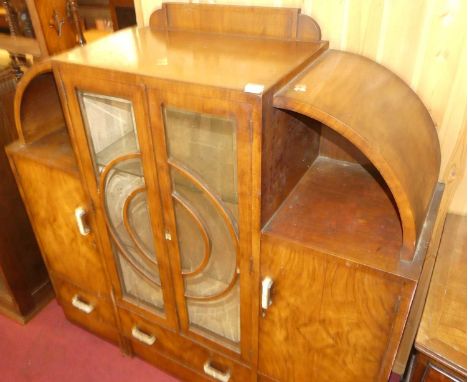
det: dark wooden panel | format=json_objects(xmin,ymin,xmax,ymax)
[
  {"xmin": 261, "ymin": 108, "xmax": 321, "ymax": 225},
  {"xmin": 414, "ymin": 214, "xmax": 467, "ymax": 377},
  {"xmin": 0, "ymin": 68, "xmax": 51, "ymax": 321}
]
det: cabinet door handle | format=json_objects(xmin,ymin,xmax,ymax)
[
  {"xmin": 131, "ymin": 326, "xmax": 156, "ymax": 346},
  {"xmin": 203, "ymin": 361, "xmax": 231, "ymax": 382},
  {"xmin": 261, "ymin": 276, "xmax": 274, "ymax": 313},
  {"xmin": 75, "ymin": 207, "xmax": 90, "ymax": 236},
  {"xmin": 71, "ymin": 295, "xmax": 94, "ymax": 314}
]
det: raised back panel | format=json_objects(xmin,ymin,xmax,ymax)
[{"xmin": 150, "ymin": 3, "xmax": 321, "ymax": 41}]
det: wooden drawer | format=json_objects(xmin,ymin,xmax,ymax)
[
  {"xmin": 409, "ymin": 352, "xmax": 466, "ymax": 382},
  {"xmin": 119, "ymin": 308, "xmax": 251, "ymax": 382},
  {"xmin": 54, "ymin": 278, "xmax": 119, "ymax": 344}
]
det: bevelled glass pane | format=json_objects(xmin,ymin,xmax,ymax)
[
  {"xmin": 164, "ymin": 106, "xmax": 239, "ymax": 347},
  {"xmin": 188, "ymin": 283, "xmax": 240, "ymax": 345},
  {"xmin": 171, "ymin": 169, "xmax": 237, "ymax": 298},
  {"xmin": 164, "ymin": 107, "xmax": 238, "ymax": 220},
  {"xmin": 77, "ymin": 91, "xmax": 164, "ymax": 314},
  {"xmin": 117, "ymin": 252, "xmax": 164, "ymax": 312},
  {"xmin": 78, "ymin": 92, "xmax": 139, "ymax": 174}
]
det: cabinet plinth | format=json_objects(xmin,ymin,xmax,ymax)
[{"xmin": 8, "ymin": 3, "xmax": 442, "ymax": 382}]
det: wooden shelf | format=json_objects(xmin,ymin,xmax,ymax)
[
  {"xmin": 263, "ymin": 156, "xmax": 411, "ymax": 278},
  {"xmin": 7, "ymin": 129, "xmax": 78, "ymax": 176}
]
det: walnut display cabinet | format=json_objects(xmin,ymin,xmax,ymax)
[{"xmin": 7, "ymin": 4, "xmax": 443, "ymax": 381}]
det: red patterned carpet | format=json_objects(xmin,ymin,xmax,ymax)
[{"xmin": 0, "ymin": 300, "xmax": 178, "ymax": 382}]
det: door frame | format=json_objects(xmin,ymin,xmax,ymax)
[
  {"xmin": 148, "ymin": 87, "xmax": 254, "ymax": 362},
  {"xmin": 55, "ymin": 63, "xmax": 179, "ymax": 330}
]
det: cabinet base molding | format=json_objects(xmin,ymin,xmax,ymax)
[{"xmin": 0, "ymin": 281, "xmax": 54, "ymax": 324}]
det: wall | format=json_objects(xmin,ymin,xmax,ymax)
[{"xmin": 135, "ymin": 0, "xmax": 467, "ymax": 215}]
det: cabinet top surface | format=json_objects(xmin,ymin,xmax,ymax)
[
  {"xmin": 416, "ymin": 214, "xmax": 467, "ymax": 375},
  {"xmin": 52, "ymin": 26, "xmax": 327, "ymax": 92}
]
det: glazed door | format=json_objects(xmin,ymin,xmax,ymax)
[
  {"xmin": 149, "ymin": 90, "xmax": 253, "ymax": 358},
  {"xmin": 58, "ymin": 69, "xmax": 178, "ymax": 328}
]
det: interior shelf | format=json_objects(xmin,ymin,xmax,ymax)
[
  {"xmin": 7, "ymin": 129, "xmax": 78, "ymax": 175},
  {"xmin": 263, "ymin": 156, "xmax": 407, "ymax": 277},
  {"xmin": 96, "ymin": 131, "xmax": 139, "ymax": 167}
]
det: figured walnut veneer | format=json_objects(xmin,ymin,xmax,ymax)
[
  {"xmin": 274, "ymin": 50, "xmax": 441, "ymax": 260},
  {"xmin": 7, "ymin": 4, "xmax": 443, "ymax": 382}
]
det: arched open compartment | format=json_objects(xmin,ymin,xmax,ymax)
[
  {"xmin": 262, "ymin": 111, "xmax": 404, "ymax": 272},
  {"xmin": 12, "ymin": 61, "xmax": 77, "ymax": 174},
  {"xmin": 261, "ymin": 50, "xmax": 440, "ymax": 264},
  {"xmin": 14, "ymin": 61, "xmax": 66, "ymax": 145}
]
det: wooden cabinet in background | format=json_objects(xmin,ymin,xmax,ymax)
[
  {"xmin": 7, "ymin": 4, "xmax": 443, "ymax": 381},
  {"xmin": 0, "ymin": 67, "xmax": 52, "ymax": 323},
  {"xmin": 408, "ymin": 214, "xmax": 466, "ymax": 382}
]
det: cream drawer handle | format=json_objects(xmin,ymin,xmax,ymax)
[
  {"xmin": 75, "ymin": 207, "xmax": 90, "ymax": 236},
  {"xmin": 261, "ymin": 276, "xmax": 274, "ymax": 315},
  {"xmin": 71, "ymin": 295, "xmax": 94, "ymax": 314},
  {"xmin": 132, "ymin": 326, "xmax": 156, "ymax": 346},
  {"xmin": 203, "ymin": 361, "xmax": 231, "ymax": 382}
]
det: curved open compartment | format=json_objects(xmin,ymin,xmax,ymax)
[
  {"xmin": 11, "ymin": 61, "xmax": 77, "ymax": 175},
  {"xmin": 263, "ymin": 50, "xmax": 440, "ymax": 263},
  {"xmin": 14, "ymin": 60, "xmax": 66, "ymax": 145}
]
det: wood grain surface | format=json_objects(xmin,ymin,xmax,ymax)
[
  {"xmin": 9, "ymin": 155, "xmax": 109, "ymax": 295},
  {"xmin": 259, "ymin": 235, "xmax": 410, "ymax": 382},
  {"xmin": 416, "ymin": 214, "xmax": 467, "ymax": 377},
  {"xmin": 52, "ymin": 28, "xmax": 327, "ymax": 93},
  {"xmin": 274, "ymin": 50, "xmax": 441, "ymax": 260},
  {"xmin": 150, "ymin": 3, "xmax": 321, "ymax": 41},
  {"xmin": 137, "ymin": 0, "xmax": 466, "ymax": 216},
  {"xmin": 14, "ymin": 61, "xmax": 65, "ymax": 144}
]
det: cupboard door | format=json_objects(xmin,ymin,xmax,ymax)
[
  {"xmin": 149, "ymin": 91, "xmax": 253, "ymax": 356},
  {"xmin": 259, "ymin": 236, "xmax": 406, "ymax": 382},
  {"xmin": 59, "ymin": 70, "xmax": 177, "ymax": 328},
  {"xmin": 12, "ymin": 156, "xmax": 108, "ymax": 294}
]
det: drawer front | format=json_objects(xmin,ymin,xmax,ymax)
[
  {"xmin": 13, "ymin": 157, "xmax": 109, "ymax": 294},
  {"xmin": 119, "ymin": 308, "xmax": 251, "ymax": 382},
  {"xmin": 54, "ymin": 278, "xmax": 119, "ymax": 344}
]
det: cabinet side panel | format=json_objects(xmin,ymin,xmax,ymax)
[
  {"xmin": 0, "ymin": 72, "xmax": 46, "ymax": 314},
  {"xmin": 261, "ymin": 105, "xmax": 321, "ymax": 226},
  {"xmin": 259, "ymin": 235, "xmax": 407, "ymax": 382}
]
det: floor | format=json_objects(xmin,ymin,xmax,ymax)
[{"xmin": 0, "ymin": 300, "xmax": 179, "ymax": 382}]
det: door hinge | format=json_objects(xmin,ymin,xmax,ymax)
[{"xmin": 165, "ymin": 231, "xmax": 172, "ymax": 241}]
